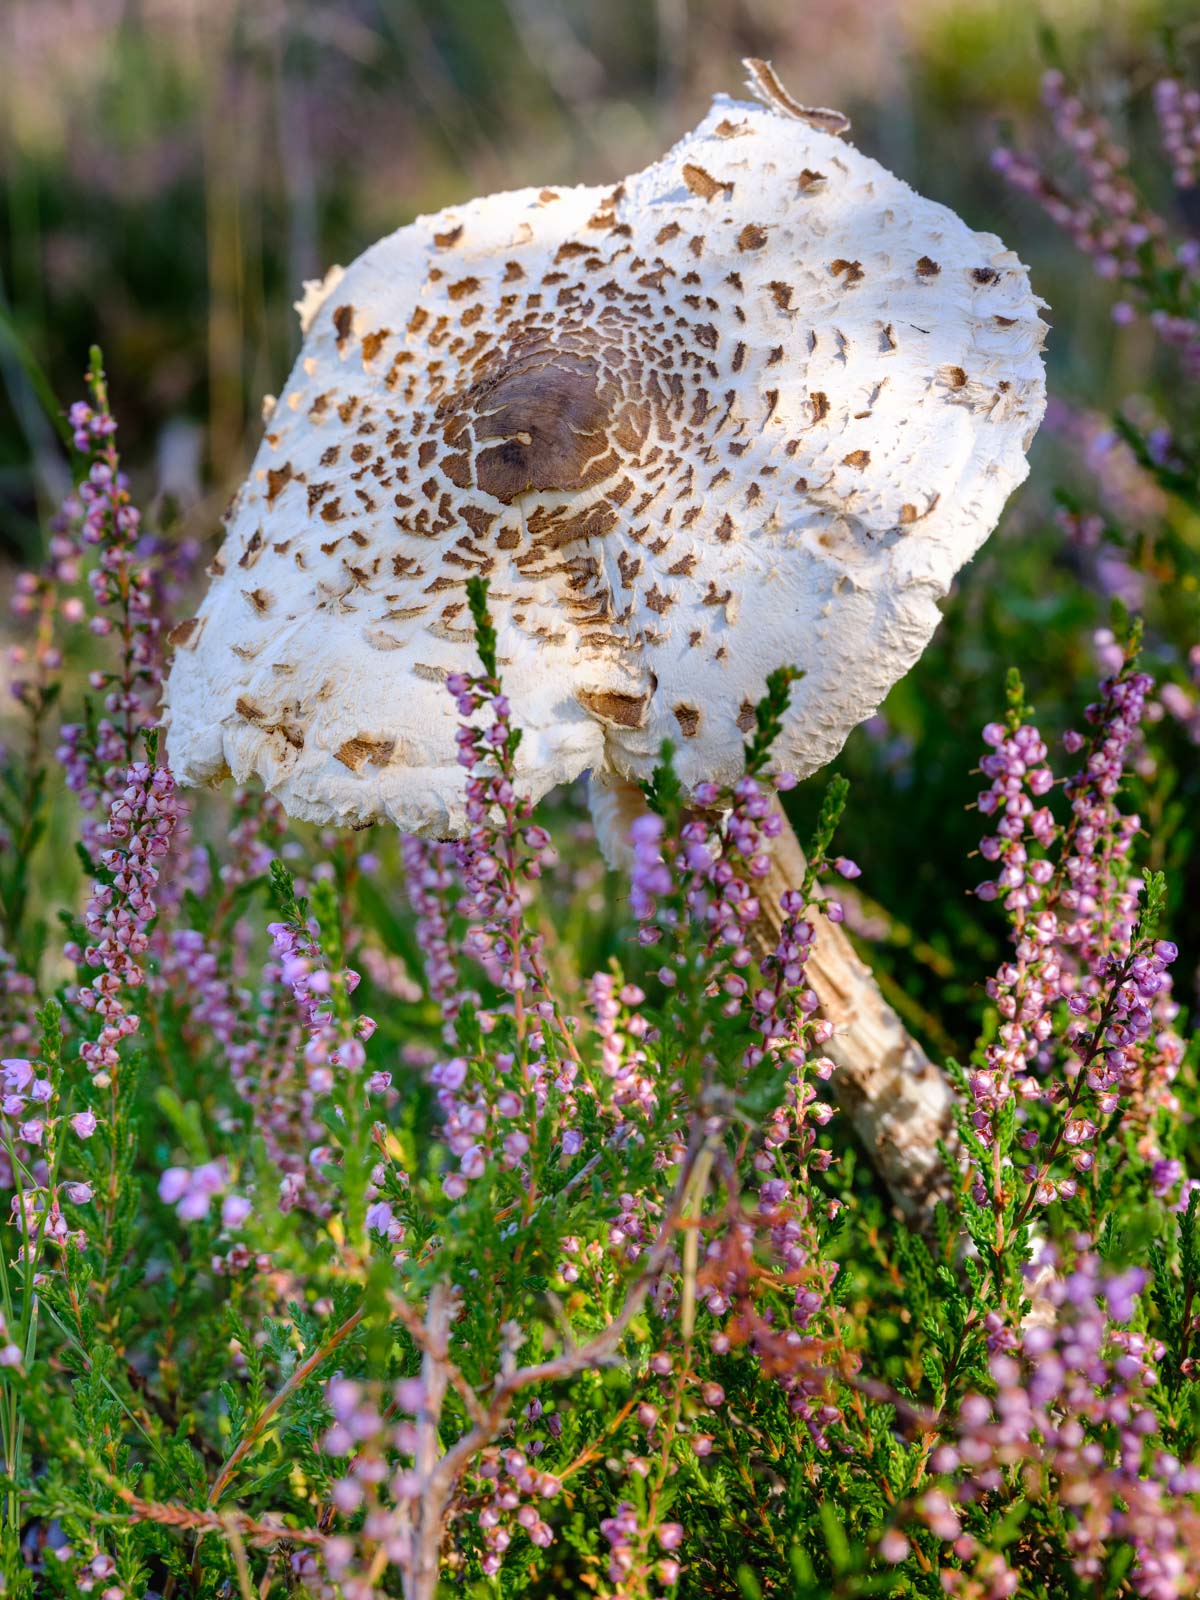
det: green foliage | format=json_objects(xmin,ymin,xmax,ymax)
[
  {"xmin": 743, "ymin": 667, "xmax": 803, "ymax": 778},
  {"xmin": 465, "ymin": 574, "xmax": 499, "ymax": 683},
  {"xmin": 640, "ymin": 740, "xmax": 685, "ymax": 820}
]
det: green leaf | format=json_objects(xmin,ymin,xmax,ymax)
[
  {"xmin": 736, "ymin": 1566, "xmax": 763, "ymax": 1600},
  {"xmin": 641, "ymin": 739, "xmax": 684, "ymax": 818},
  {"xmin": 819, "ymin": 1501, "xmax": 851, "ymax": 1574},
  {"xmin": 743, "ymin": 665, "xmax": 802, "ymax": 776},
  {"xmin": 466, "ymin": 574, "xmax": 498, "ymax": 680}
]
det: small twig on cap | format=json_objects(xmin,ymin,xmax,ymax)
[{"xmin": 743, "ymin": 57, "xmax": 851, "ymax": 136}]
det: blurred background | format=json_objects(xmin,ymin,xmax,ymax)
[{"xmin": 1, "ymin": 0, "xmax": 1198, "ymax": 1044}]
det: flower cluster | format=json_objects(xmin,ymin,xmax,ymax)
[
  {"xmin": 53, "ymin": 375, "xmax": 165, "ymax": 858},
  {"xmin": 589, "ymin": 971, "xmax": 655, "ymax": 1120},
  {"xmin": 61, "ymin": 1546, "xmax": 121, "ymax": 1599},
  {"xmin": 401, "ymin": 834, "xmax": 464, "ymax": 1039},
  {"xmin": 931, "ymin": 1251, "xmax": 1200, "ymax": 1598},
  {"xmin": 157, "ymin": 1160, "xmax": 249, "ymax": 1225},
  {"xmin": 0, "ymin": 948, "xmax": 36, "ymax": 1059},
  {"xmin": 0, "ymin": 1001, "xmax": 101, "ymax": 1280},
  {"xmin": 0, "ymin": 1053, "xmax": 55, "ymax": 1171},
  {"xmin": 413, "ymin": 637, "xmax": 583, "ymax": 1206},
  {"xmin": 615, "ymin": 758, "xmax": 854, "ymax": 1455},
  {"xmin": 1154, "ymin": 78, "xmax": 1200, "ymax": 190},
  {"xmin": 68, "ymin": 763, "xmax": 179, "ymax": 1082},
  {"xmin": 599, "ymin": 1500, "xmax": 682, "ymax": 1593},
  {"xmin": 268, "ymin": 913, "xmax": 375, "ymax": 1093},
  {"xmin": 447, "ymin": 666, "xmax": 557, "ymax": 1002},
  {"xmin": 6, "ymin": 524, "xmax": 79, "ymax": 712},
  {"xmin": 322, "ymin": 1374, "xmax": 402, "ymax": 1514},
  {"xmin": 317, "ymin": 1370, "xmax": 563, "ymax": 1597},
  {"xmin": 468, "ymin": 1443, "xmax": 561, "ymax": 1573},
  {"xmin": 994, "ymin": 70, "xmax": 1200, "ymax": 360},
  {"xmin": 992, "ymin": 72, "xmax": 1166, "ymax": 289},
  {"xmin": 969, "ymin": 659, "xmax": 1181, "ymax": 1206}
]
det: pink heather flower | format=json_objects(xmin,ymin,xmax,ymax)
[
  {"xmin": 879, "ymin": 1529, "xmax": 910, "ymax": 1563},
  {"xmin": 1, "ymin": 1059, "xmax": 32, "ymax": 1092},
  {"xmin": 920, "ymin": 1490, "xmax": 961, "ymax": 1541},
  {"xmin": 331, "ymin": 1478, "xmax": 362, "ymax": 1514},
  {"xmin": 160, "ymin": 1161, "xmax": 228, "ymax": 1221},
  {"xmin": 221, "ymin": 1195, "xmax": 252, "ymax": 1229},
  {"xmin": 337, "ymin": 1037, "xmax": 366, "ymax": 1072},
  {"xmin": 395, "ymin": 1377, "xmax": 425, "ymax": 1412},
  {"xmin": 158, "ymin": 1168, "xmax": 190, "ymax": 1206}
]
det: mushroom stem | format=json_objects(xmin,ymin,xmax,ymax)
[
  {"xmin": 756, "ymin": 817, "xmax": 1061, "ymax": 1315},
  {"xmin": 590, "ymin": 774, "xmax": 962, "ymax": 1217},
  {"xmin": 748, "ymin": 810, "xmax": 961, "ymax": 1216}
]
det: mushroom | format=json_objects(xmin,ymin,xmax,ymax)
[{"xmin": 163, "ymin": 61, "xmax": 1047, "ymax": 1212}]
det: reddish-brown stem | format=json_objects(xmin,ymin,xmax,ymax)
[
  {"xmin": 1011, "ymin": 950, "xmax": 1136, "ymax": 1232},
  {"xmin": 207, "ymin": 1304, "xmax": 366, "ymax": 1508}
]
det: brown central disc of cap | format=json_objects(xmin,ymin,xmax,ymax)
[{"xmin": 441, "ymin": 329, "xmax": 623, "ymax": 505}]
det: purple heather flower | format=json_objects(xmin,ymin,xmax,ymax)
[{"xmin": 221, "ymin": 1194, "xmax": 252, "ymax": 1229}]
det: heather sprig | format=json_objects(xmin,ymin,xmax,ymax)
[
  {"xmin": 743, "ymin": 665, "xmax": 802, "ymax": 778},
  {"xmin": 994, "ymin": 69, "xmax": 1200, "ymax": 363},
  {"xmin": 965, "ymin": 637, "xmax": 1181, "ymax": 1227},
  {"xmin": 921, "ymin": 1249, "xmax": 1200, "ymax": 1599},
  {"xmin": 54, "ymin": 352, "xmax": 166, "ymax": 864}
]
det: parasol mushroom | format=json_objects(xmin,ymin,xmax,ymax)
[{"xmin": 163, "ymin": 61, "xmax": 1047, "ymax": 1212}]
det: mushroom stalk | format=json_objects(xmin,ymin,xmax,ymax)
[
  {"xmin": 748, "ymin": 810, "xmax": 960, "ymax": 1215},
  {"xmin": 753, "ymin": 813, "xmax": 1062, "ymax": 1316},
  {"xmin": 591, "ymin": 774, "xmax": 962, "ymax": 1217}
]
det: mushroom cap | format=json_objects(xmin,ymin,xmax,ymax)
[{"xmin": 163, "ymin": 83, "xmax": 1046, "ymax": 834}]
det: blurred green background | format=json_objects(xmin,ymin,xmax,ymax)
[{"xmin": 1, "ymin": 0, "xmax": 1198, "ymax": 1049}]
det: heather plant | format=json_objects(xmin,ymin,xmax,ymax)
[
  {"xmin": 3, "ymin": 51, "xmax": 1200, "ymax": 1600},
  {"xmin": 989, "ymin": 60, "xmax": 1200, "ymax": 865},
  {"xmin": 0, "ymin": 340, "xmax": 1195, "ymax": 1600}
]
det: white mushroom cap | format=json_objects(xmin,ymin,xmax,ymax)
[{"xmin": 163, "ymin": 68, "xmax": 1046, "ymax": 834}]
